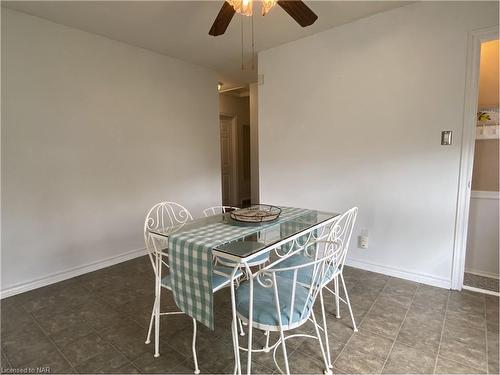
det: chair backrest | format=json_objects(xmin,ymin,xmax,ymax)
[
  {"xmin": 253, "ymin": 242, "xmax": 340, "ymax": 329},
  {"xmin": 144, "ymin": 202, "xmax": 193, "ymax": 274},
  {"xmin": 202, "ymin": 205, "xmax": 239, "ymax": 217},
  {"xmin": 325, "ymin": 207, "xmax": 358, "ymax": 274}
]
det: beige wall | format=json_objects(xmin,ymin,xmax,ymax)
[
  {"xmin": 2, "ymin": 9, "xmax": 221, "ymax": 295},
  {"xmin": 478, "ymin": 40, "xmax": 499, "ymax": 109},
  {"xmin": 258, "ymin": 1, "xmax": 498, "ymax": 288},
  {"xmin": 472, "ymin": 140, "xmax": 499, "ymax": 191},
  {"xmin": 219, "ymin": 94, "xmax": 251, "ymax": 204}
]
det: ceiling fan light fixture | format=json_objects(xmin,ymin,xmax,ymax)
[
  {"xmin": 262, "ymin": 0, "xmax": 278, "ymax": 15},
  {"xmin": 208, "ymin": 0, "xmax": 317, "ymax": 36},
  {"xmin": 227, "ymin": 0, "xmax": 253, "ymax": 16}
]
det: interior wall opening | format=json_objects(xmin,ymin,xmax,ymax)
[
  {"xmin": 219, "ymin": 85, "xmax": 253, "ymax": 207},
  {"xmin": 463, "ymin": 39, "xmax": 500, "ymax": 295}
]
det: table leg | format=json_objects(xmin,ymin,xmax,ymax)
[
  {"xmin": 246, "ymin": 270, "xmax": 254, "ymax": 375},
  {"xmin": 230, "ymin": 267, "xmax": 242, "ymax": 375}
]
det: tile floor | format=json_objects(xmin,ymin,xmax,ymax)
[{"xmin": 1, "ymin": 256, "xmax": 499, "ymax": 374}]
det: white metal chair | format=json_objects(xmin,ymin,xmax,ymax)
[
  {"xmin": 144, "ymin": 201, "xmax": 242, "ymax": 374},
  {"xmin": 319, "ymin": 207, "xmax": 358, "ymax": 368},
  {"xmin": 233, "ymin": 241, "xmax": 340, "ymax": 375},
  {"xmin": 273, "ymin": 207, "xmax": 359, "ymax": 368},
  {"xmin": 202, "ymin": 205, "xmax": 239, "ymax": 217}
]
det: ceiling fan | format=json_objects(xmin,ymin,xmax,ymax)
[{"xmin": 209, "ymin": 0, "xmax": 318, "ymax": 36}]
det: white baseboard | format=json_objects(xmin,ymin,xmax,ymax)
[
  {"xmin": 345, "ymin": 257, "xmax": 451, "ymax": 289},
  {"xmin": 462, "ymin": 285, "xmax": 500, "ymax": 297},
  {"xmin": 464, "ymin": 268, "xmax": 500, "ymax": 280},
  {"xmin": 0, "ymin": 247, "xmax": 148, "ymax": 299}
]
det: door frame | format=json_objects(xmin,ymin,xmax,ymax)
[
  {"xmin": 451, "ymin": 26, "xmax": 498, "ymax": 290},
  {"xmin": 220, "ymin": 113, "xmax": 239, "ymax": 206}
]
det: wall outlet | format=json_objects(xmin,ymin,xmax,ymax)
[{"xmin": 358, "ymin": 230, "xmax": 369, "ymax": 249}]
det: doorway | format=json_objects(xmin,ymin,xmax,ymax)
[
  {"xmin": 463, "ymin": 39, "xmax": 499, "ymax": 295},
  {"xmin": 219, "ymin": 114, "xmax": 238, "ymax": 206},
  {"xmin": 219, "ymin": 86, "xmax": 253, "ymax": 207},
  {"xmin": 452, "ymin": 28, "xmax": 499, "ymax": 294}
]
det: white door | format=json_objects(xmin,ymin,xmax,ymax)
[{"xmin": 220, "ymin": 115, "xmax": 237, "ymax": 206}]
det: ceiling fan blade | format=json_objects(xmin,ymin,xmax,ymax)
[
  {"xmin": 209, "ymin": 2, "xmax": 236, "ymax": 36},
  {"xmin": 277, "ymin": 1, "xmax": 318, "ymax": 27}
]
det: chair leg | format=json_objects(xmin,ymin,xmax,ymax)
[
  {"xmin": 334, "ymin": 275, "xmax": 341, "ymax": 319},
  {"xmin": 311, "ymin": 310, "xmax": 332, "ymax": 375},
  {"xmin": 246, "ymin": 319, "xmax": 254, "ymax": 375},
  {"xmin": 341, "ymin": 273, "xmax": 358, "ymax": 332},
  {"xmin": 154, "ymin": 291, "xmax": 160, "ymax": 357},
  {"xmin": 230, "ymin": 276, "xmax": 242, "ymax": 375},
  {"xmin": 278, "ymin": 326, "xmax": 290, "ymax": 375},
  {"xmin": 319, "ymin": 289, "xmax": 333, "ymax": 368},
  {"xmin": 238, "ymin": 318, "xmax": 245, "ymax": 336},
  {"xmin": 192, "ymin": 318, "xmax": 200, "ymax": 374},
  {"xmin": 145, "ymin": 297, "xmax": 156, "ymax": 344},
  {"xmin": 231, "ymin": 318, "xmax": 242, "ymax": 375},
  {"xmin": 262, "ymin": 330, "xmax": 271, "ymax": 352}
]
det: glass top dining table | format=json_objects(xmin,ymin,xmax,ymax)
[{"xmin": 148, "ymin": 207, "xmax": 339, "ymax": 263}]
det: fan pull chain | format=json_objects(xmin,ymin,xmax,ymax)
[
  {"xmin": 251, "ymin": 13, "xmax": 255, "ymax": 70},
  {"xmin": 240, "ymin": 16, "xmax": 244, "ymax": 70}
]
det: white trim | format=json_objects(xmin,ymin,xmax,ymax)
[
  {"xmin": 345, "ymin": 257, "xmax": 451, "ymax": 289},
  {"xmin": 470, "ymin": 190, "xmax": 500, "ymax": 200},
  {"xmin": 465, "ymin": 268, "xmax": 500, "ymax": 280},
  {"xmin": 0, "ymin": 247, "xmax": 147, "ymax": 299},
  {"xmin": 462, "ymin": 285, "xmax": 500, "ymax": 297},
  {"xmin": 451, "ymin": 26, "xmax": 499, "ymax": 291},
  {"xmin": 476, "ymin": 124, "xmax": 500, "ymax": 140}
]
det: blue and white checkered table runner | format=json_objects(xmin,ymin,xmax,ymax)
[{"xmin": 168, "ymin": 207, "xmax": 311, "ymax": 329}]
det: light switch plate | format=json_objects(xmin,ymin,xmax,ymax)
[{"xmin": 441, "ymin": 131, "xmax": 452, "ymax": 145}]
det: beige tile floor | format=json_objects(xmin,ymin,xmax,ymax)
[{"xmin": 1, "ymin": 256, "xmax": 498, "ymax": 374}]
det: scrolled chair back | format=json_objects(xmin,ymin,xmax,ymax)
[
  {"xmin": 324, "ymin": 206, "xmax": 358, "ymax": 274},
  {"xmin": 251, "ymin": 240, "xmax": 341, "ymax": 330},
  {"xmin": 143, "ymin": 202, "xmax": 193, "ymax": 275},
  {"xmin": 202, "ymin": 205, "xmax": 239, "ymax": 217}
]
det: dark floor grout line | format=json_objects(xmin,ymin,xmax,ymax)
[
  {"xmin": 435, "ymin": 292, "xmax": 492, "ymax": 374},
  {"xmin": 330, "ymin": 276, "xmax": 390, "ymax": 372},
  {"xmin": 26, "ymin": 288, "xmax": 148, "ymax": 372},
  {"xmin": 436, "ymin": 354, "xmax": 487, "ymax": 374},
  {"xmin": 379, "ymin": 282, "xmax": 420, "ymax": 374},
  {"xmin": 1, "ymin": 348, "xmax": 13, "ymax": 369},
  {"xmin": 432, "ymin": 289, "xmax": 451, "ymax": 374},
  {"xmin": 484, "ymin": 292, "xmax": 490, "ymax": 375},
  {"xmin": 26, "ymin": 310, "xmax": 78, "ymax": 373}
]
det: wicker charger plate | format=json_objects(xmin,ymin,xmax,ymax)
[{"xmin": 230, "ymin": 205, "xmax": 282, "ymax": 223}]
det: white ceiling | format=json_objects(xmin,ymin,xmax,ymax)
[{"xmin": 3, "ymin": 1, "xmax": 410, "ymax": 89}]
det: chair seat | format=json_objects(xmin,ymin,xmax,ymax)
[
  {"xmin": 274, "ymin": 253, "xmax": 336, "ymax": 286},
  {"xmin": 235, "ymin": 276, "xmax": 311, "ymax": 329},
  {"xmin": 162, "ymin": 265, "xmax": 242, "ymax": 291}
]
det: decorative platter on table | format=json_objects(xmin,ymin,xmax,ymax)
[{"xmin": 230, "ymin": 204, "xmax": 282, "ymax": 223}]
